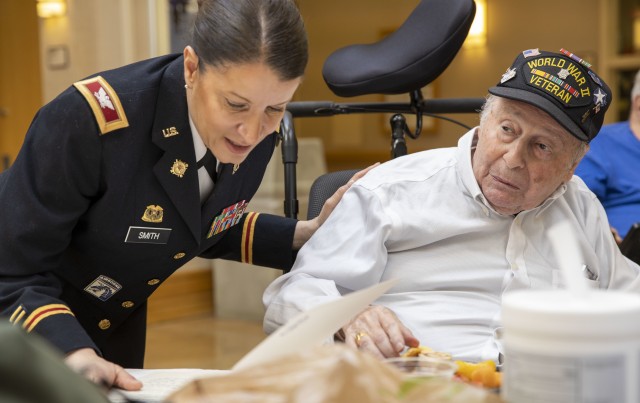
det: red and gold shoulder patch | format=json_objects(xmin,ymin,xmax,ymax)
[{"xmin": 73, "ymin": 75, "xmax": 129, "ymax": 135}]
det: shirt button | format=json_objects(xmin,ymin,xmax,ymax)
[
  {"xmin": 173, "ymin": 252, "xmax": 186, "ymax": 260},
  {"xmin": 147, "ymin": 279, "xmax": 160, "ymax": 286},
  {"xmin": 98, "ymin": 319, "xmax": 111, "ymax": 330},
  {"xmin": 122, "ymin": 301, "xmax": 135, "ymax": 309}
]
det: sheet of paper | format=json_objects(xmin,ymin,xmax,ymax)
[
  {"xmin": 108, "ymin": 279, "xmax": 396, "ymax": 402},
  {"xmin": 107, "ymin": 368, "xmax": 228, "ymax": 403},
  {"xmin": 233, "ymin": 278, "xmax": 398, "ymax": 371}
]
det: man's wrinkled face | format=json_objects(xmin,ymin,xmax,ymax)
[{"xmin": 472, "ymin": 97, "xmax": 585, "ymax": 215}]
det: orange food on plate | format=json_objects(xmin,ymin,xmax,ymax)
[
  {"xmin": 401, "ymin": 345, "xmax": 501, "ymax": 388},
  {"xmin": 455, "ymin": 359, "xmax": 501, "ymax": 388}
]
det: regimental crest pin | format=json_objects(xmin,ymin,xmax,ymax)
[
  {"xmin": 84, "ymin": 275, "xmax": 122, "ymax": 302},
  {"xmin": 170, "ymin": 159, "xmax": 188, "ymax": 178},
  {"xmin": 142, "ymin": 205, "xmax": 164, "ymax": 223}
]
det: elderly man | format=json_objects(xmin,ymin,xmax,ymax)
[{"xmin": 263, "ymin": 49, "xmax": 640, "ymax": 365}]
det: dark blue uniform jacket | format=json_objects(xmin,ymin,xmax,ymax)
[{"xmin": 0, "ymin": 54, "xmax": 297, "ymax": 367}]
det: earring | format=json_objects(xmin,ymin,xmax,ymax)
[{"xmin": 184, "ymin": 84, "xmax": 192, "ymax": 90}]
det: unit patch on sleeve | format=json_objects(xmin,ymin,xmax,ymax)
[
  {"xmin": 73, "ymin": 75, "xmax": 129, "ymax": 135},
  {"xmin": 84, "ymin": 275, "xmax": 123, "ymax": 301}
]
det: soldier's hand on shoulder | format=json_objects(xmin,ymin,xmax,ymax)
[{"xmin": 292, "ymin": 163, "xmax": 380, "ymax": 250}]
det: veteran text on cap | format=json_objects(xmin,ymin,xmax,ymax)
[{"xmin": 489, "ymin": 48, "xmax": 611, "ymax": 142}]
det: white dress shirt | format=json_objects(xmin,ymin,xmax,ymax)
[{"xmin": 263, "ymin": 128, "xmax": 640, "ymax": 364}]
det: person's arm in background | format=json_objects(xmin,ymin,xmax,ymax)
[
  {"xmin": 576, "ymin": 84, "xmax": 640, "ymax": 244},
  {"xmin": 0, "ymin": 324, "xmax": 112, "ymax": 403},
  {"xmin": 574, "ymin": 151, "xmax": 620, "ymax": 243}
]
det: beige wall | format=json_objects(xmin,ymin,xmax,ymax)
[
  {"xmin": 36, "ymin": 0, "xmax": 601, "ymax": 164},
  {"xmin": 296, "ymin": 0, "xmax": 600, "ymax": 167},
  {"xmin": 38, "ymin": 0, "xmax": 170, "ymax": 103}
]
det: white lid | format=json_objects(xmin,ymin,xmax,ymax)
[{"xmin": 502, "ymin": 289, "xmax": 640, "ymax": 338}]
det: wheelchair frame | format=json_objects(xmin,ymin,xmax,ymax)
[{"xmin": 277, "ymin": 0, "xmax": 485, "ymax": 219}]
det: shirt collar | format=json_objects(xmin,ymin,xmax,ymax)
[{"xmin": 189, "ymin": 116, "xmax": 208, "ymax": 162}]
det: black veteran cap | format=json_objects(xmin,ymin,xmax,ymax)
[{"xmin": 489, "ymin": 48, "xmax": 611, "ymax": 142}]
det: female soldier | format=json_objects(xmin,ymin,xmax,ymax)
[{"xmin": 0, "ymin": 0, "xmax": 365, "ymax": 390}]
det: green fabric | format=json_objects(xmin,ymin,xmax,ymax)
[{"xmin": 0, "ymin": 321, "xmax": 110, "ymax": 403}]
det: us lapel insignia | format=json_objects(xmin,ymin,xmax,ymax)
[
  {"xmin": 207, "ymin": 200, "xmax": 248, "ymax": 238},
  {"xmin": 170, "ymin": 159, "xmax": 188, "ymax": 178},
  {"xmin": 141, "ymin": 205, "xmax": 164, "ymax": 223},
  {"xmin": 84, "ymin": 275, "xmax": 122, "ymax": 301},
  {"xmin": 233, "ymin": 164, "xmax": 240, "ymax": 175},
  {"xmin": 162, "ymin": 127, "xmax": 179, "ymax": 138}
]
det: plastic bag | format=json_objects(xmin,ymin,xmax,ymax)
[{"xmin": 166, "ymin": 344, "xmax": 503, "ymax": 403}]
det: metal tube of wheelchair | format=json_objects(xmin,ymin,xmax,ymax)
[
  {"xmin": 420, "ymin": 98, "xmax": 485, "ymax": 113},
  {"xmin": 286, "ymin": 98, "xmax": 485, "ymax": 117},
  {"xmin": 286, "ymin": 101, "xmax": 339, "ymax": 117},
  {"xmin": 390, "ymin": 114, "xmax": 408, "ymax": 159},
  {"xmin": 280, "ymin": 111, "xmax": 299, "ymax": 219}
]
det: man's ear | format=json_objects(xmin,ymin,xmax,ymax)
[
  {"xmin": 566, "ymin": 143, "xmax": 589, "ymax": 181},
  {"xmin": 183, "ymin": 46, "xmax": 199, "ymax": 85}
]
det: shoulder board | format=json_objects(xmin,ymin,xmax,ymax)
[{"xmin": 73, "ymin": 75, "xmax": 129, "ymax": 135}]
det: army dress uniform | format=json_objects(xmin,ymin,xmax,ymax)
[{"xmin": 0, "ymin": 54, "xmax": 297, "ymax": 367}]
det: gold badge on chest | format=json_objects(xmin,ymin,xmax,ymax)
[
  {"xmin": 170, "ymin": 159, "xmax": 188, "ymax": 178},
  {"xmin": 141, "ymin": 205, "xmax": 164, "ymax": 223}
]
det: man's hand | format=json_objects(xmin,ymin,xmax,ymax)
[
  {"xmin": 341, "ymin": 305, "xmax": 419, "ymax": 359},
  {"xmin": 292, "ymin": 163, "xmax": 379, "ymax": 249},
  {"xmin": 65, "ymin": 348, "xmax": 143, "ymax": 391}
]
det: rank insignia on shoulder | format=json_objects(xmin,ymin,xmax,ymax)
[
  {"xmin": 207, "ymin": 200, "xmax": 248, "ymax": 238},
  {"xmin": 84, "ymin": 275, "xmax": 122, "ymax": 301},
  {"xmin": 142, "ymin": 205, "xmax": 164, "ymax": 223},
  {"xmin": 73, "ymin": 75, "xmax": 129, "ymax": 135}
]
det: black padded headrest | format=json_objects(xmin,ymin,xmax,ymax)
[{"xmin": 322, "ymin": 0, "xmax": 476, "ymax": 97}]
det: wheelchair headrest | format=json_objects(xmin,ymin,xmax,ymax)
[{"xmin": 322, "ymin": 0, "xmax": 476, "ymax": 97}]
